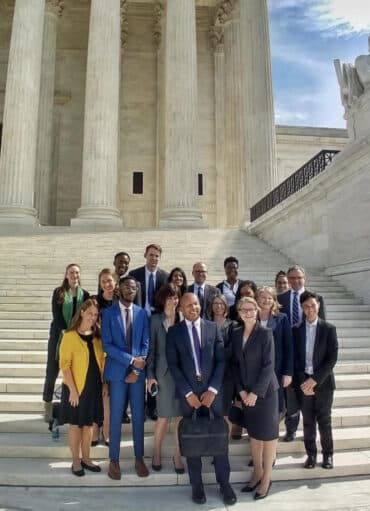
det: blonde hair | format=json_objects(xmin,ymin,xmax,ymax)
[
  {"xmin": 237, "ymin": 296, "xmax": 260, "ymax": 314},
  {"xmin": 256, "ymin": 286, "xmax": 281, "ymax": 316}
]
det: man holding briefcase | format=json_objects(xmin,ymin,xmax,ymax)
[{"xmin": 166, "ymin": 292, "xmax": 236, "ymax": 506}]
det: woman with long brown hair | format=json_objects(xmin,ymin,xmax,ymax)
[{"xmin": 59, "ymin": 298, "xmax": 106, "ymax": 476}]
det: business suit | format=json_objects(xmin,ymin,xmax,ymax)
[
  {"xmin": 278, "ymin": 289, "xmax": 326, "ymax": 436},
  {"xmin": 292, "ymin": 318, "xmax": 338, "ymax": 458},
  {"xmin": 188, "ymin": 284, "xmax": 220, "ymax": 320},
  {"xmin": 266, "ymin": 313, "xmax": 293, "ymax": 414},
  {"xmin": 129, "ymin": 266, "xmax": 169, "ymax": 312},
  {"xmin": 166, "ymin": 318, "xmax": 230, "ymax": 488},
  {"xmin": 101, "ymin": 302, "xmax": 149, "ymax": 461},
  {"xmin": 231, "ymin": 322, "xmax": 279, "ymax": 440}
]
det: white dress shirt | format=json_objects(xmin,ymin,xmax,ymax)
[
  {"xmin": 305, "ymin": 318, "xmax": 318, "ymax": 375},
  {"xmin": 221, "ymin": 280, "xmax": 239, "ymax": 307}
]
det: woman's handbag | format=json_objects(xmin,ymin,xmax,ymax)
[{"xmin": 178, "ymin": 408, "xmax": 229, "ymax": 457}]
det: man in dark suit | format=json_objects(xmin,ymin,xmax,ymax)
[
  {"xmin": 188, "ymin": 262, "xmax": 220, "ymax": 320},
  {"xmin": 166, "ymin": 293, "xmax": 236, "ymax": 506},
  {"xmin": 278, "ymin": 264, "xmax": 326, "ymax": 441},
  {"xmin": 129, "ymin": 243, "xmax": 169, "ymax": 316},
  {"xmin": 101, "ymin": 276, "xmax": 150, "ymax": 480},
  {"xmin": 292, "ymin": 291, "xmax": 338, "ymax": 469}
]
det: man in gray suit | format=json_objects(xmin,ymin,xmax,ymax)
[{"xmin": 188, "ymin": 262, "xmax": 220, "ymax": 320}]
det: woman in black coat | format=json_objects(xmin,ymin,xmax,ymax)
[
  {"xmin": 232, "ymin": 296, "xmax": 279, "ymax": 500},
  {"xmin": 42, "ymin": 263, "xmax": 89, "ymax": 423}
]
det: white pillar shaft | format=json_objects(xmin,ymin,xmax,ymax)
[
  {"xmin": 0, "ymin": 0, "xmax": 45, "ymax": 223},
  {"xmin": 35, "ymin": 6, "xmax": 58, "ymax": 225},
  {"xmin": 160, "ymin": 0, "xmax": 205, "ymax": 227},
  {"xmin": 240, "ymin": 0, "xmax": 277, "ymax": 207},
  {"xmin": 214, "ymin": 47, "xmax": 226, "ymax": 228},
  {"xmin": 75, "ymin": 0, "xmax": 121, "ymax": 224}
]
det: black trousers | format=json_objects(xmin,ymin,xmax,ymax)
[
  {"xmin": 299, "ymin": 389, "xmax": 334, "ymax": 457},
  {"xmin": 42, "ymin": 333, "xmax": 60, "ymax": 402},
  {"xmin": 284, "ymin": 385, "xmax": 300, "ymax": 434}
]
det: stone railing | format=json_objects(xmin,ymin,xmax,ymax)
[{"xmin": 250, "ymin": 149, "xmax": 339, "ymax": 222}]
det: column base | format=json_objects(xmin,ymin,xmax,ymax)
[
  {"xmin": 0, "ymin": 205, "xmax": 39, "ymax": 226},
  {"xmin": 159, "ymin": 208, "xmax": 208, "ymax": 229},
  {"xmin": 71, "ymin": 206, "xmax": 123, "ymax": 230}
]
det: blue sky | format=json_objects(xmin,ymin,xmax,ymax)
[{"xmin": 268, "ymin": 0, "xmax": 370, "ymax": 127}]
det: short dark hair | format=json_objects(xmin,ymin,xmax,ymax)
[
  {"xmin": 300, "ymin": 290, "xmax": 319, "ymax": 305},
  {"xmin": 287, "ymin": 265, "xmax": 305, "ymax": 275},
  {"xmin": 275, "ymin": 270, "xmax": 287, "ymax": 285},
  {"xmin": 119, "ymin": 275, "xmax": 137, "ymax": 287},
  {"xmin": 114, "ymin": 251, "xmax": 130, "ymax": 263},
  {"xmin": 235, "ymin": 279, "xmax": 258, "ymax": 301},
  {"xmin": 223, "ymin": 256, "xmax": 239, "ymax": 268},
  {"xmin": 155, "ymin": 283, "xmax": 179, "ymax": 311},
  {"xmin": 145, "ymin": 243, "xmax": 162, "ymax": 255}
]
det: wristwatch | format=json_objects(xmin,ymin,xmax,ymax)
[{"xmin": 132, "ymin": 369, "xmax": 140, "ymax": 376}]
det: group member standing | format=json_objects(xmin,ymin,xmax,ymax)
[
  {"xmin": 188, "ymin": 262, "xmax": 220, "ymax": 320},
  {"xmin": 146, "ymin": 284, "xmax": 185, "ymax": 474},
  {"xmin": 58, "ymin": 298, "xmax": 105, "ymax": 476},
  {"xmin": 102, "ymin": 276, "xmax": 150, "ymax": 480},
  {"xmin": 168, "ymin": 267, "xmax": 188, "ymax": 298},
  {"xmin": 216, "ymin": 256, "xmax": 240, "ymax": 308},
  {"xmin": 232, "ymin": 297, "xmax": 279, "ymax": 500},
  {"xmin": 292, "ymin": 291, "xmax": 338, "ymax": 470},
  {"xmin": 229, "ymin": 280, "xmax": 258, "ymax": 322},
  {"xmin": 278, "ymin": 265, "xmax": 326, "ymax": 442},
  {"xmin": 275, "ymin": 271, "xmax": 290, "ymax": 295},
  {"xmin": 43, "ymin": 263, "xmax": 89, "ymax": 423},
  {"xmin": 113, "ymin": 251, "xmax": 142, "ymax": 307},
  {"xmin": 166, "ymin": 293, "xmax": 236, "ymax": 506}
]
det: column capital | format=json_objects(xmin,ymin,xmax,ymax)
[
  {"xmin": 153, "ymin": 1, "xmax": 163, "ymax": 50},
  {"xmin": 46, "ymin": 0, "xmax": 64, "ymax": 17},
  {"xmin": 120, "ymin": 0, "xmax": 128, "ymax": 49},
  {"xmin": 216, "ymin": 0, "xmax": 235, "ymax": 24}
]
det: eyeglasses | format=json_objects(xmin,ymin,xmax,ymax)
[{"xmin": 239, "ymin": 308, "xmax": 257, "ymax": 314}]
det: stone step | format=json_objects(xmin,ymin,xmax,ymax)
[
  {"xmin": 0, "ymin": 311, "xmax": 52, "ymax": 320},
  {"xmin": 1, "ymin": 450, "xmax": 370, "ymax": 487},
  {"xmin": 0, "ymin": 330, "xmax": 49, "ymax": 339},
  {"xmin": 339, "ymin": 348, "xmax": 370, "ymax": 361},
  {"xmin": 0, "ymin": 363, "xmax": 46, "ymax": 377},
  {"xmin": 335, "ymin": 362, "xmax": 370, "ymax": 374},
  {"xmin": 0, "ymin": 320, "xmax": 50, "ymax": 329},
  {"xmin": 0, "ymin": 339, "xmax": 47, "ymax": 350},
  {"xmin": 0, "ymin": 351, "xmax": 46, "ymax": 363}
]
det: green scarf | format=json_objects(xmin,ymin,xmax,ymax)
[{"xmin": 55, "ymin": 286, "xmax": 85, "ymax": 361}]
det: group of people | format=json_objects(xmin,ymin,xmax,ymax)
[{"xmin": 42, "ymin": 244, "xmax": 338, "ymax": 505}]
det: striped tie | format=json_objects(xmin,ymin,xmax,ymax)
[{"xmin": 292, "ymin": 291, "xmax": 300, "ymax": 325}]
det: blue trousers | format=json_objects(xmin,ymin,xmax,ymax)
[{"xmin": 109, "ymin": 377, "xmax": 145, "ymax": 461}]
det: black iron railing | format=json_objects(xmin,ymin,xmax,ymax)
[{"xmin": 250, "ymin": 149, "xmax": 339, "ymax": 222}]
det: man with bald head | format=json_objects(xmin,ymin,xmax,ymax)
[
  {"xmin": 188, "ymin": 262, "xmax": 220, "ymax": 320},
  {"xmin": 166, "ymin": 293, "xmax": 236, "ymax": 506}
]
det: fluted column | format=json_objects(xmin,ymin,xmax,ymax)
[
  {"xmin": 159, "ymin": 0, "xmax": 206, "ymax": 228},
  {"xmin": 0, "ymin": 0, "xmax": 45, "ymax": 225},
  {"xmin": 72, "ymin": 0, "xmax": 122, "ymax": 227},
  {"xmin": 35, "ymin": 0, "xmax": 63, "ymax": 226},
  {"xmin": 224, "ymin": 2, "xmax": 244, "ymax": 227},
  {"xmin": 240, "ymin": 0, "xmax": 277, "ymax": 213}
]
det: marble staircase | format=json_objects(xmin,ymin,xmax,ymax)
[{"xmin": 0, "ymin": 228, "xmax": 369, "ymax": 486}]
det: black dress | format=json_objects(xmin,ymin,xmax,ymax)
[{"xmin": 59, "ymin": 333, "xmax": 103, "ymax": 427}]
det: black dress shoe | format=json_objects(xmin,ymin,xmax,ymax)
[
  {"xmin": 241, "ymin": 480, "xmax": 261, "ymax": 493},
  {"xmin": 91, "ymin": 440, "xmax": 99, "ymax": 447},
  {"xmin": 283, "ymin": 431, "xmax": 296, "ymax": 442},
  {"xmin": 71, "ymin": 465, "xmax": 85, "ymax": 477},
  {"xmin": 192, "ymin": 486, "xmax": 206, "ymax": 505},
  {"xmin": 254, "ymin": 481, "xmax": 272, "ymax": 500},
  {"xmin": 220, "ymin": 483, "xmax": 237, "ymax": 506},
  {"xmin": 81, "ymin": 460, "xmax": 102, "ymax": 473},
  {"xmin": 122, "ymin": 412, "xmax": 131, "ymax": 424},
  {"xmin": 172, "ymin": 457, "xmax": 185, "ymax": 474},
  {"xmin": 151, "ymin": 458, "xmax": 162, "ymax": 471},
  {"xmin": 303, "ymin": 455, "xmax": 317, "ymax": 469},
  {"xmin": 322, "ymin": 455, "xmax": 333, "ymax": 469}
]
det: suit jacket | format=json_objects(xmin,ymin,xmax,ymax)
[
  {"xmin": 278, "ymin": 289, "xmax": 326, "ymax": 324},
  {"xmin": 101, "ymin": 302, "xmax": 149, "ymax": 382},
  {"xmin": 129, "ymin": 266, "xmax": 169, "ymax": 310},
  {"xmin": 231, "ymin": 322, "xmax": 279, "ymax": 399},
  {"xmin": 292, "ymin": 318, "xmax": 338, "ymax": 392},
  {"xmin": 166, "ymin": 319, "xmax": 224, "ymax": 415},
  {"xmin": 266, "ymin": 313, "xmax": 293, "ymax": 378},
  {"xmin": 187, "ymin": 284, "xmax": 221, "ymax": 320},
  {"xmin": 147, "ymin": 312, "xmax": 171, "ymax": 380}
]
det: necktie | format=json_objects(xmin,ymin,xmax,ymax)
[
  {"xmin": 197, "ymin": 286, "xmax": 204, "ymax": 312},
  {"xmin": 192, "ymin": 322, "xmax": 202, "ymax": 375},
  {"xmin": 292, "ymin": 291, "xmax": 300, "ymax": 325},
  {"xmin": 148, "ymin": 272, "xmax": 155, "ymax": 308},
  {"xmin": 125, "ymin": 307, "xmax": 132, "ymax": 353}
]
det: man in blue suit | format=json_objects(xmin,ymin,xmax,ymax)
[
  {"xmin": 166, "ymin": 293, "xmax": 236, "ymax": 506},
  {"xmin": 102, "ymin": 276, "xmax": 150, "ymax": 480}
]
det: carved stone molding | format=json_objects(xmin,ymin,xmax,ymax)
[
  {"xmin": 46, "ymin": 0, "xmax": 64, "ymax": 16},
  {"xmin": 120, "ymin": 0, "xmax": 128, "ymax": 49},
  {"xmin": 153, "ymin": 1, "xmax": 163, "ymax": 50},
  {"xmin": 209, "ymin": 0, "xmax": 234, "ymax": 51}
]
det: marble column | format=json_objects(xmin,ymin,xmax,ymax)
[
  {"xmin": 35, "ymin": 0, "xmax": 63, "ymax": 226},
  {"xmin": 239, "ymin": 0, "xmax": 277, "ymax": 212},
  {"xmin": 0, "ymin": 0, "xmax": 45, "ymax": 225},
  {"xmin": 72, "ymin": 0, "xmax": 122, "ymax": 227},
  {"xmin": 224, "ymin": 2, "xmax": 245, "ymax": 227},
  {"xmin": 159, "ymin": 0, "xmax": 206, "ymax": 228}
]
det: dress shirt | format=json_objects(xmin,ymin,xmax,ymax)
[
  {"xmin": 119, "ymin": 301, "xmax": 134, "ymax": 364},
  {"xmin": 305, "ymin": 318, "xmax": 318, "ymax": 375},
  {"xmin": 144, "ymin": 266, "xmax": 157, "ymax": 316},
  {"xmin": 290, "ymin": 287, "xmax": 305, "ymax": 323},
  {"xmin": 184, "ymin": 318, "xmax": 218, "ymax": 396},
  {"xmin": 222, "ymin": 280, "xmax": 239, "ymax": 307}
]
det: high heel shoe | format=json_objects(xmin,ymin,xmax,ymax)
[
  {"xmin": 151, "ymin": 458, "xmax": 162, "ymax": 471},
  {"xmin": 81, "ymin": 460, "xmax": 101, "ymax": 473},
  {"xmin": 71, "ymin": 464, "xmax": 85, "ymax": 477},
  {"xmin": 172, "ymin": 457, "xmax": 185, "ymax": 474},
  {"xmin": 254, "ymin": 481, "xmax": 272, "ymax": 500},
  {"xmin": 241, "ymin": 479, "xmax": 261, "ymax": 493}
]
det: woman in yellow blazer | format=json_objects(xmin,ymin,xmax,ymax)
[{"xmin": 59, "ymin": 298, "xmax": 106, "ymax": 476}]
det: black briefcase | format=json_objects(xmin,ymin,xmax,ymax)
[{"xmin": 178, "ymin": 408, "xmax": 229, "ymax": 457}]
